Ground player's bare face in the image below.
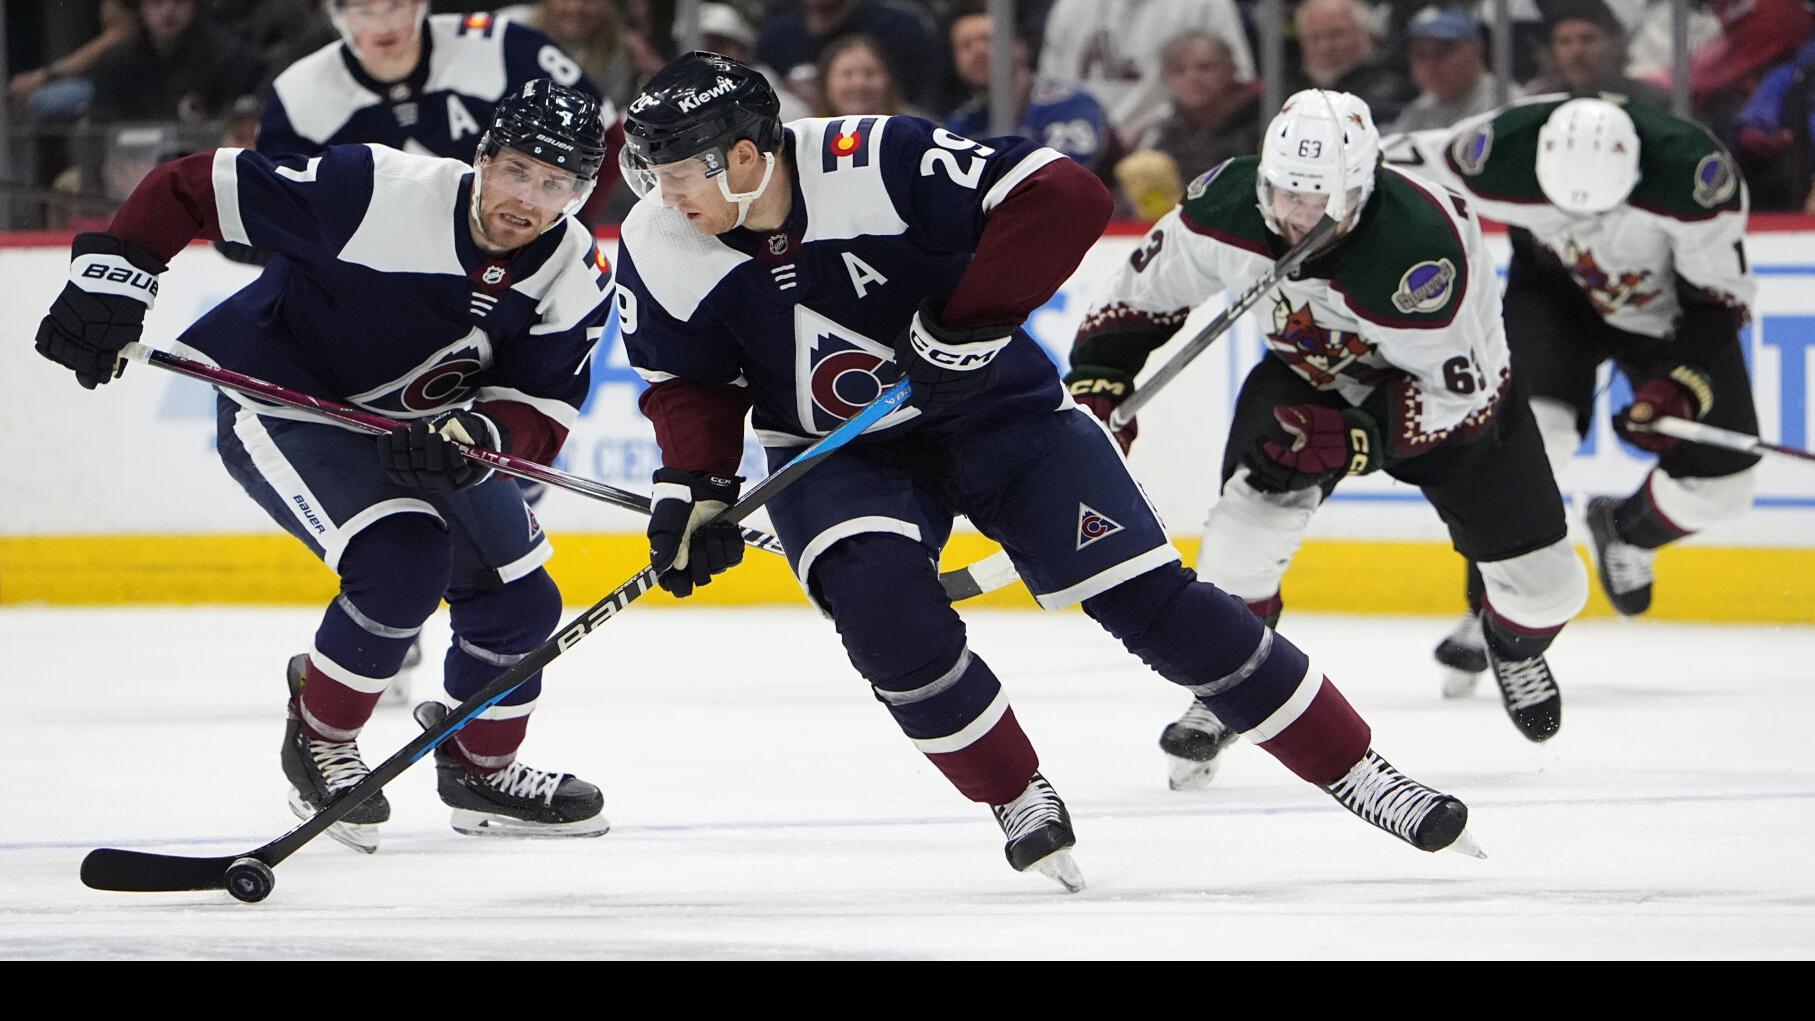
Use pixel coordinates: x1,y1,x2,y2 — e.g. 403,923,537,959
649,158,737,234
472,151,586,252
339,0,425,69
1271,188,1330,245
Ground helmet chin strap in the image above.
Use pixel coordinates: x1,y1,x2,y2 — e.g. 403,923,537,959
717,151,777,229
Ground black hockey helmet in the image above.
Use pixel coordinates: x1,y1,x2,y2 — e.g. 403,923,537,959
479,78,609,182
620,51,783,182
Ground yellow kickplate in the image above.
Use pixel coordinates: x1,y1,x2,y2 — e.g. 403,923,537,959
1,533,1809,622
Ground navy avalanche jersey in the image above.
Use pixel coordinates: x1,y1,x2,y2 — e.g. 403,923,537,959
615,115,1067,446
177,144,610,434
259,12,600,162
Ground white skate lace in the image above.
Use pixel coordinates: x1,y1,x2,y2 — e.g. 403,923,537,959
1175,701,1230,737
485,761,566,805
1496,655,1558,712
993,775,1064,843
1601,537,1656,595
1325,752,1444,843
308,739,371,793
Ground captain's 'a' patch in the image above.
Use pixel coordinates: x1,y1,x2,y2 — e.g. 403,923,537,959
1076,503,1125,550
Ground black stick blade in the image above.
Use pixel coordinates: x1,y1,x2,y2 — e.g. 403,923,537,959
81,848,236,892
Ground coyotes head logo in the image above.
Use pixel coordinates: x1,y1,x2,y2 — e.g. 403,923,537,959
1558,242,1657,316
1265,298,1381,387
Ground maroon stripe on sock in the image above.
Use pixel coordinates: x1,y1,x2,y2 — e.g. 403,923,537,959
923,707,1040,805
1642,472,1693,537
1255,678,1371,786
298,659,383,741
1480,598,1566,637
453,715,531,769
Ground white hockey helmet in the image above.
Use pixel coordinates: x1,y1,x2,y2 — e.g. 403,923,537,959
1256,89,1380,238
1535,97,1640,215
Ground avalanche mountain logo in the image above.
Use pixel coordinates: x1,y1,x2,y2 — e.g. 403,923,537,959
1076,503,1124,550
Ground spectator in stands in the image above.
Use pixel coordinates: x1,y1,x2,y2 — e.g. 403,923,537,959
758,1,944,111
689,2,812,122
1039,0,1254,149
946,4,1109,169
1525,0,1669,108
88,0,266,123
814,33,920,117
1288,0,1415,127
8,0,137,123
1114,29,1261,219
499,0,638,108
1732,26,1815,211
1391,5,1515,133
1685,0,1812,136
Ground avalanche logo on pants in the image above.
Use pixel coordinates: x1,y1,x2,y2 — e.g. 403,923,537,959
1076,503,1124,550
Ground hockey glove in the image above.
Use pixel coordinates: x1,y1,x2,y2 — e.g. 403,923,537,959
1243,403,1382,493
35,232,167,389
378,409,505,492
1064,364,1139,454
1615,364,1715,453
893,299,1013,417
648,468,745,598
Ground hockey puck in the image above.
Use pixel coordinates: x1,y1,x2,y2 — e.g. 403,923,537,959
225,857,276,903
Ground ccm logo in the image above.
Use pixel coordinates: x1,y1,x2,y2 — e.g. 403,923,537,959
1346,428,1372,475
82,264,158,296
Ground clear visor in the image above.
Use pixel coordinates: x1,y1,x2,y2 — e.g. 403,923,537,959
619,146,727,200
481,150,594,217
1258,180,1362,239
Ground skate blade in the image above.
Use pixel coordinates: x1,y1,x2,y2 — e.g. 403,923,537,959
288,789,379,854
1445,828,1487,860
449,808,612,839
1439,666,1482,699
1027,849,1086,893
1166,754,1221,791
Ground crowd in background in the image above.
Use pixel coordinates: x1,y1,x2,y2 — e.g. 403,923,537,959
11,0,1815,227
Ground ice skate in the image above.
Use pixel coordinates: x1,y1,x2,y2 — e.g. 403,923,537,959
1159,700,1240,790
282,654,389,854
378,638,421,708
991,772,1084,892
1433,611,1488,699
413,701,609,837
1322,750,1483,857
1587,496,1656,616
1485,643,1562,742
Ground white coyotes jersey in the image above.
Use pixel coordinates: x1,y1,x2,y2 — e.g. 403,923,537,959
1383,95,1755,339
1079,157,1508,456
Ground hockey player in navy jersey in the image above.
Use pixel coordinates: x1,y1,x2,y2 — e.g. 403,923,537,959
33,80,614,851
613,53,1482,890
259,1,622,195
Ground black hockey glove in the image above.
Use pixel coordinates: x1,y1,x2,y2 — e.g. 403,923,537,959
647,468,745,598
1064,364,1138,454
893,299,1013,417
35,232,167,389
378,409,505,492
1243,403,1382,493
1615,364,1715,453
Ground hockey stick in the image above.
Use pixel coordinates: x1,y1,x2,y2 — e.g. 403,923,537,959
1110,91,1354,432
120,342,1015,601
1639,414,1815,465
79,379,914,900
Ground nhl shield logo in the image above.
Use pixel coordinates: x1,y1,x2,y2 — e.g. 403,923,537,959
481,265,506,285
1076,503,1124,550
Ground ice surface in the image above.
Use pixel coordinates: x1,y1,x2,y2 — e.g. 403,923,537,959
2,606,1811,959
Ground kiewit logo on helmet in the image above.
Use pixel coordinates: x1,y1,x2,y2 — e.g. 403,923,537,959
676,76,738,113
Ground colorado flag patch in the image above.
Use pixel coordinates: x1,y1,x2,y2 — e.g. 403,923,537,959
1076,503,1124,550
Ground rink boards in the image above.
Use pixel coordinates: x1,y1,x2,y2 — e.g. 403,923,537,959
2,225,1813,620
